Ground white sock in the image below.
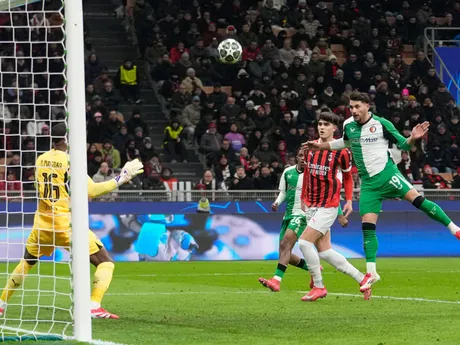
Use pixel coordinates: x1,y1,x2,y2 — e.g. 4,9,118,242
319,249,364,283
366,262,377,275
0,299,5,309
447,222,459,235
273,276,282,282
90,301,101,309
298,239,324,288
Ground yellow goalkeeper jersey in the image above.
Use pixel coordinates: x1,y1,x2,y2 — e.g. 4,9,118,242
35,149,70,216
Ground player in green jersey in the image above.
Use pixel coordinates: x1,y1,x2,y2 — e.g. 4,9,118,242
305,91,460,282
258,149,309,291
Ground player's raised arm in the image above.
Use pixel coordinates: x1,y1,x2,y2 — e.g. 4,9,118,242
87,159,144,198
380,118,428,150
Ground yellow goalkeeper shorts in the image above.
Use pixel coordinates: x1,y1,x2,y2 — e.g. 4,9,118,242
26,214,103,258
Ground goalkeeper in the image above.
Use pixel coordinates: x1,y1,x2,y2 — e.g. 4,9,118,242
0,123,143,319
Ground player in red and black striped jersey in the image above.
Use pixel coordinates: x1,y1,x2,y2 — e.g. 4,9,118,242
298,112,376,302
302,141,352,209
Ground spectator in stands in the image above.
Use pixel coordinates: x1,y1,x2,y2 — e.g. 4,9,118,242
21,139,35,166
101,140,121,170
221,97,241,121
163,118,187,163
253,138,279,164
124,139,141,164
236,111,256,137
398,150,421,182
94,68,113,94
432,83,455,107
36,125,50,154
181,68,203,93
160,167,178,190
426,140,455,173
143,170,167,192
92,162,117,201
85,53,102,83
112,124,132,154
214,154,235,187
115,59,141,104
106,110,124,139
422,164,451,189
224,123,246,152
195,170,226,191
140,137,156,162
248,54,273,84
87,112,107,144
171,84,192,114
100,81,120,111
181,95,201,144
88,150,102,177
199,123,222,162
254,164,278,190
133,127,146,150
126,109,149,137
229,166,253,190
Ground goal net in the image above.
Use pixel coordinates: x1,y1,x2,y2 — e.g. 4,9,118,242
0,0,74,341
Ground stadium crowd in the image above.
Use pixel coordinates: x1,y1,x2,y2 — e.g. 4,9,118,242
2,0,460,196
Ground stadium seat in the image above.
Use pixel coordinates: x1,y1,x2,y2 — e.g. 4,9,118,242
436,17,447,25
331,44,345,52
202,86,232,95
438,173,453,181
271,26,296,37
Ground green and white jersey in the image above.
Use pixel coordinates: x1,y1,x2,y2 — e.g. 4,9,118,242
278,165,304,220
342,114,411,180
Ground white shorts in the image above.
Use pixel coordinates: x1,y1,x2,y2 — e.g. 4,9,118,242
305,207,338,235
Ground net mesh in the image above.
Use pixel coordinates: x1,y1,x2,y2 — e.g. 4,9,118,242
0,0,72,340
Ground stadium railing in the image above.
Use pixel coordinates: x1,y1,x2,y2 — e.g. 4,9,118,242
2,189,460,202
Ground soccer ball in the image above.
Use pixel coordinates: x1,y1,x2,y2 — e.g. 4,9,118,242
218,38,243,64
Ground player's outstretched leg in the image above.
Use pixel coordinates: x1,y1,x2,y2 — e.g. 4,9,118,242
0,258,35,316
298,226,327,302
411,194,460,238
90,248,118,319
259,221,307,292
316,233,376,300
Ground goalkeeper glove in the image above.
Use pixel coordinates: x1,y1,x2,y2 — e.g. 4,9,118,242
115,159,144,186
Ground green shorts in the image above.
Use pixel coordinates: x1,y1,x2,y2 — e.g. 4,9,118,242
359,168,413,216
279,215,306,241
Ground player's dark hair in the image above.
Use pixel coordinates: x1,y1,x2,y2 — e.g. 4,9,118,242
349,91,370,104
51,122,67,144
318,112,340,126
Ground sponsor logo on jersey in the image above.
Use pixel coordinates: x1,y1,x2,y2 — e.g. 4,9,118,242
350,137,378,143
369,126,376,133
307,161,331,176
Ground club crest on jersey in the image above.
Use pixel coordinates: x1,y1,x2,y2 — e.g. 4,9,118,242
328,153,333,161
369,126,376,133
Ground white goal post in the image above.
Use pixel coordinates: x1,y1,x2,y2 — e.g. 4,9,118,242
0,0,91,341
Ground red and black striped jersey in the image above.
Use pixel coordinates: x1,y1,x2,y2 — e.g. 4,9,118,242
301,145,352,208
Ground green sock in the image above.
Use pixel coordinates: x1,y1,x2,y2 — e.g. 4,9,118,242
294,258,309,271
274,263,287,281
419,199,452,227
362,223,378,263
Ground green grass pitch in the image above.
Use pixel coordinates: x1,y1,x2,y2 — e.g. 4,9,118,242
0,258,459,345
